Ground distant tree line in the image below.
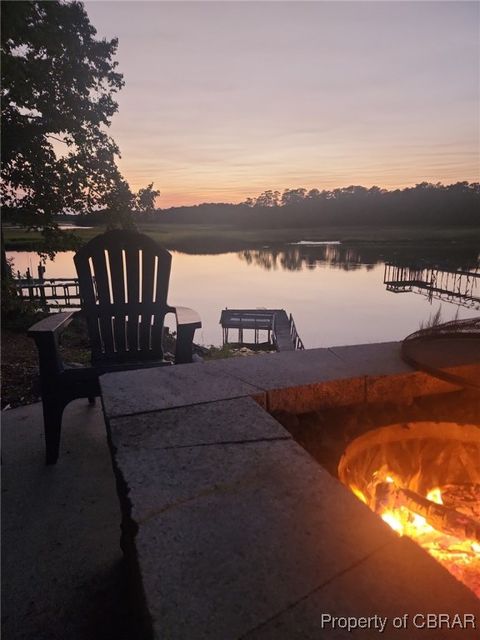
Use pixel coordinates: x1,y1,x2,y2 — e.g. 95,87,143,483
74,181,479,229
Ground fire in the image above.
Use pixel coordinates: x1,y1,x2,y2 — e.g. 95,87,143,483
426,487,443,504
366,474,479,597
381,510,404,534
337,422,480,598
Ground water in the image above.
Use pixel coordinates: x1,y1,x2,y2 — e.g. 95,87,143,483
7,243,479,347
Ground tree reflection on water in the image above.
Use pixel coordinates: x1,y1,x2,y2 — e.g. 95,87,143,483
237,242,480,273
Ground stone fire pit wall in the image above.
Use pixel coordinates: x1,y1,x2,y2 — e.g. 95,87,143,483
100,341,480,640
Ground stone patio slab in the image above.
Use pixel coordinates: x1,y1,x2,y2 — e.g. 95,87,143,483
330,342,463,402
108,398,292,523
125,438,399,639
100,363,266,418
204,347,359,390
109,397,288,450
246,537,480,639
329,341,413,376
204,348,366,411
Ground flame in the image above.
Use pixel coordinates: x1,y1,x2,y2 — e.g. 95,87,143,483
426,487,443,504
381,510,404,534
351,486,367,504
338,422,480,598
360,474,480,598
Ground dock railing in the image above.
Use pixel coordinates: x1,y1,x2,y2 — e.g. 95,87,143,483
220,308,304,351
288,313,305,350
383,262,479,309
14,265,81,309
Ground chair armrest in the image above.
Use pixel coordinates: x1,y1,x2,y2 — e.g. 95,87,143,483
168,306,201,364
172,306,202,329
28,311,74,376
28,311,75,336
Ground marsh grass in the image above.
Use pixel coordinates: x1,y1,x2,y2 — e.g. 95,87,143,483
5,223,480,253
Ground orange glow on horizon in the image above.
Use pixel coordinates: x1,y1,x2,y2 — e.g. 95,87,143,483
125,173,480,210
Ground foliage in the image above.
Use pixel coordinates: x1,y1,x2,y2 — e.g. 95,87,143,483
1,1,129,231
156,181,480,229
250,190,280,208
136,183,161,213
281,188,307,206
1,279,48,332
419,306,443,330
202,344,238,359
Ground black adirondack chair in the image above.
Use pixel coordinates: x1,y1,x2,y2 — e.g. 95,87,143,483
28,229,201,465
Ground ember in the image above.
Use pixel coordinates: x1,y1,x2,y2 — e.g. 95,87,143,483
338,422,480,598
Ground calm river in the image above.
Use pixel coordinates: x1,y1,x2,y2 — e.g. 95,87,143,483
7,242,479,348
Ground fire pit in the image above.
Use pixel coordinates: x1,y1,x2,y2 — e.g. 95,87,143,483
338,421,480,598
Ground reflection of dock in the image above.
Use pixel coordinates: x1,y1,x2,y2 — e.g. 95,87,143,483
220,309,304,351
384,263,480,309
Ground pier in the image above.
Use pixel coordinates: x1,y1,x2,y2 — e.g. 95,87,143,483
383,263,480,310
220,308,304,351
13,265,81,309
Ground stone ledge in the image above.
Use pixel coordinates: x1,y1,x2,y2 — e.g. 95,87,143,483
129,437,399,640
102,342,473,420
329,341,412,376
108,398,292,524
100,341,479,639
101,363,266,418
109,397,288,450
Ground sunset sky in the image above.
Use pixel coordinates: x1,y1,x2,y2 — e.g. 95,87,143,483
85,1,479,208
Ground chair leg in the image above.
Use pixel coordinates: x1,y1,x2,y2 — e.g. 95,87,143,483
175,324,196,364
42,398,66,465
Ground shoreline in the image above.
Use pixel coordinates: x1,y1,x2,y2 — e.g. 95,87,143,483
4,223,480,253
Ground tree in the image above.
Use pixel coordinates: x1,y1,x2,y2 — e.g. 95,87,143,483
254,190,280,207
306,188,321,200
136,183,160,213
281,188,306,207
1,0,129,259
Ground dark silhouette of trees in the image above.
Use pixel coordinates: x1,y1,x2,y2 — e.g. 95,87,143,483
281,188,307,207
0,0,142,269
148,182,479,230
136,183,161,214
246,190,280,208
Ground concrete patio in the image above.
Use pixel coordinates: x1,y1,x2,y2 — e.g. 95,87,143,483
1,399,137,640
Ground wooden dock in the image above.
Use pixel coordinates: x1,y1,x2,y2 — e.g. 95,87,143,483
220,308,304,351
384,263,479,309
13,274,81,308
11,262,81,309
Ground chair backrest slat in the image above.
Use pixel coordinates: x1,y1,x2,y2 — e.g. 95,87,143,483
125,247,141,352
74,230,172,365
154,253,171,307
74,254,103,359
139,250,155,352
107,245,127,353
88,245,116,355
